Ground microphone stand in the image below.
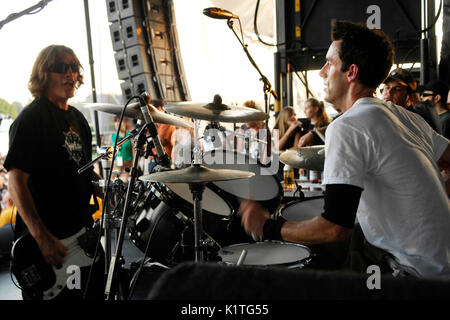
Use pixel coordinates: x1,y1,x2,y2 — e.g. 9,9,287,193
226,19,277,135
104,94,171,300
78,131,139,279
104,124,149,300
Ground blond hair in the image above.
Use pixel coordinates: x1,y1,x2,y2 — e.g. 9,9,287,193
28,45,83,98
273,106,295,138
306,98,331,128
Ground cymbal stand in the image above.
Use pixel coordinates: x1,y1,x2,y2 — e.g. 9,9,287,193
190,119,208,262
189,182,206,262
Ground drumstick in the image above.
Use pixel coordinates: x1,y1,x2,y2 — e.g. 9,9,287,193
236,249,247,266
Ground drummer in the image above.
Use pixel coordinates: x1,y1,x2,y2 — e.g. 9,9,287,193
239,20,450,279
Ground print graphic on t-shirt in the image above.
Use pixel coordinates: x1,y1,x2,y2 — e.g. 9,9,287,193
62,130,84,165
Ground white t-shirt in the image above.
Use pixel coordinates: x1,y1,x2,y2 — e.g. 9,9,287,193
323,97,450,279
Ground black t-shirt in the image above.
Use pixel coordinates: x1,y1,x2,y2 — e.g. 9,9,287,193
4,97,94,238
283,125,302,150
298,118,324,145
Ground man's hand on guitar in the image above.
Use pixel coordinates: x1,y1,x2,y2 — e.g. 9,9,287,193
36,231,68,266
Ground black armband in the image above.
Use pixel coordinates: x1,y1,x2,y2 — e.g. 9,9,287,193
263,218,287,241
321,184,362,228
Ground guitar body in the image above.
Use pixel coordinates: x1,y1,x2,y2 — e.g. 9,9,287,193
11,228,96,300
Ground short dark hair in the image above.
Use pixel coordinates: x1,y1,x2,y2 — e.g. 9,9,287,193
423,79,449,106
385,68,418,93
331,20,394,88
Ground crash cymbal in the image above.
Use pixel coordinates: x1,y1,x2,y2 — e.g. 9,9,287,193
164,95,269,123
139,165,255,184
280,145,325,171
82,102,194,128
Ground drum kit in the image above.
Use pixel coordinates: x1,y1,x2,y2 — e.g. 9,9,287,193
84,93,325,298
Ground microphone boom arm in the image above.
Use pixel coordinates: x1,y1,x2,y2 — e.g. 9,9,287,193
226,19,277,102
226,19,276,142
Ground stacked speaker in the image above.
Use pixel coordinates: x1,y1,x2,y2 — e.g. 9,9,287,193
106,0,191,103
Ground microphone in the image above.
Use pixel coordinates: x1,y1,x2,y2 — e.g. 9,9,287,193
203,7,238,20
138,92,171,168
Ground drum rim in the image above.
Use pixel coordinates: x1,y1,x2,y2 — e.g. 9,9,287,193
218,241,312,267
279,196,325,220
282,195,324,208
219,240,311,254
203,149,273,168
203,149,283,201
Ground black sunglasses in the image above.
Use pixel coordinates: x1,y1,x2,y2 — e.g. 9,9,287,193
48,62,79,74
420,92,436,97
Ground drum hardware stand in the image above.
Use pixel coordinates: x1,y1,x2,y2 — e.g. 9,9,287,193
188,181,207,262
177,214,221,262
105,93,171,300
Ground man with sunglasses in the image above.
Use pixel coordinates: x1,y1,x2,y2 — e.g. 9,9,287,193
381,68,442,133
4,45,104,300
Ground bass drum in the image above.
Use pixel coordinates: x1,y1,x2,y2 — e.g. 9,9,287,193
128,182,252,266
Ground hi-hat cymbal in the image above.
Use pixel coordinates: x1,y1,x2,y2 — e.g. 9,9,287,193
139,165,255,184
82,102,194,128
164,95,269,123
280,145,325,171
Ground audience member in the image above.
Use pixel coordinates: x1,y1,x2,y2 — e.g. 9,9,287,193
382,68,442,133
111,116,134,179
421,79,450,139
273,106,302,151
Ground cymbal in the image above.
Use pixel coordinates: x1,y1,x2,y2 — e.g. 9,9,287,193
82,102,194,128
139,165,255,184
280,145,325,171
164,95,269,123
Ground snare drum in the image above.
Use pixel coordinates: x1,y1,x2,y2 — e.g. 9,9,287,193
218,241,312,268
280,196,324,221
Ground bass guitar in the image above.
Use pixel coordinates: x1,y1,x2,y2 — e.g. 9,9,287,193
10,227,99,300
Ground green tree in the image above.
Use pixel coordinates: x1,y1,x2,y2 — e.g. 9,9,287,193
0,98,19,119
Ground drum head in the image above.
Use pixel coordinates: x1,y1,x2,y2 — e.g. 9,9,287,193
281,197,324,221
218,242,310,266
203,150,281,201
165,183,233,216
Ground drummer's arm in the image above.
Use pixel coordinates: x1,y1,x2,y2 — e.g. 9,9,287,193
240,184,360,244
281,216,351,245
